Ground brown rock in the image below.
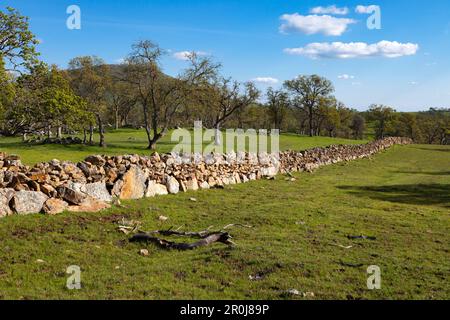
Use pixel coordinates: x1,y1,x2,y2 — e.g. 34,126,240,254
57,185,87,205
85,155,106,166
185,178,199,191
67,197,111,213
40,184,57,197
119,166,146,199
43,198,69,215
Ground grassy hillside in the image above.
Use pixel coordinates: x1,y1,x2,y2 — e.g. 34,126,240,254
0,144,448,300
0,129,368,165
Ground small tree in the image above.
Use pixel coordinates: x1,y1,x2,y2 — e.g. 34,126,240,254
266,87,289,130
368,104,396,139
350,114,366,140
68,56,109,147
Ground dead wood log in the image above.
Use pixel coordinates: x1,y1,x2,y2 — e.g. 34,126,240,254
129,232,233,250
128,224,251,250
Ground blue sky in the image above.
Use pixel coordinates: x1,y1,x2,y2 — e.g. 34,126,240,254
3,0,450,111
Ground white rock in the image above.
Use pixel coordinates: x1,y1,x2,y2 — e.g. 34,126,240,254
166,176,180,194
146,180,169,197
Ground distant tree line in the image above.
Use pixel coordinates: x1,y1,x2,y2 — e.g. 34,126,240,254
0,7,449,148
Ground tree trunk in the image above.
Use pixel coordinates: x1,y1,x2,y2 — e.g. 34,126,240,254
47,125,52,139
22,133,27,142
308,106,314,137
96,114,106,147
83,129,87,144
89,124,94,145
57,126,62,138
115,107,120,130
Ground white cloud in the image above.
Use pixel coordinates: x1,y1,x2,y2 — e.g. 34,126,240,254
251,77,279,84
279,13,356,36
310,5,349,15
409,81,419,85
338,74,355,80
355,5,379,14
284,41,419,59
173,51,208,61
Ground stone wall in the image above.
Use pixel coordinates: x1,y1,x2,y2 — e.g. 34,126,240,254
0,137,412,217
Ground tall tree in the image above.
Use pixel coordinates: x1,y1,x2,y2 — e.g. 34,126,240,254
123,41,220,149
207,78,260,145
284,75,334,137
0,7,39,71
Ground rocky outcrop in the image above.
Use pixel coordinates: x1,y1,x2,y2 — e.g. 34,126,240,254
0,137,413,217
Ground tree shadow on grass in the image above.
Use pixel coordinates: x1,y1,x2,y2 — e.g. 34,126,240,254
413,147,450,153
394,171,450,176
338,184,450,208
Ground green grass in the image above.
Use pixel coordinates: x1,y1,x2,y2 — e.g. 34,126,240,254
0,129,368,165
0,144,448,300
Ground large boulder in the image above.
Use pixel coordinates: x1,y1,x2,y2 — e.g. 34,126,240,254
43,198,69,215
12,191,48,215
0,188,15,217
145,180,169,197
119,166,146,199
166,176,180,194
84,182,112,202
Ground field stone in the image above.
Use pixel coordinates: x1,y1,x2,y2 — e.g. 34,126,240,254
199,181,210,190
185,178,199,191
111,179,124,197
0,188,15,217
145,180,168,197
12,190,48,215
43,198,69,215
166,176,180,194
84,182,112,202
119,166,146,200
260,166,278,177
57,184,87,205
67,197,111,213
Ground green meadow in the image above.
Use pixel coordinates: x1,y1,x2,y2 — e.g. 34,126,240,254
0,134,448,299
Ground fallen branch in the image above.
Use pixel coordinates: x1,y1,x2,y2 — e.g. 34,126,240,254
130,232,234,250
128,224,251,250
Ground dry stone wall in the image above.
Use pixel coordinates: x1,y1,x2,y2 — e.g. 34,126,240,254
0,137,412,217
